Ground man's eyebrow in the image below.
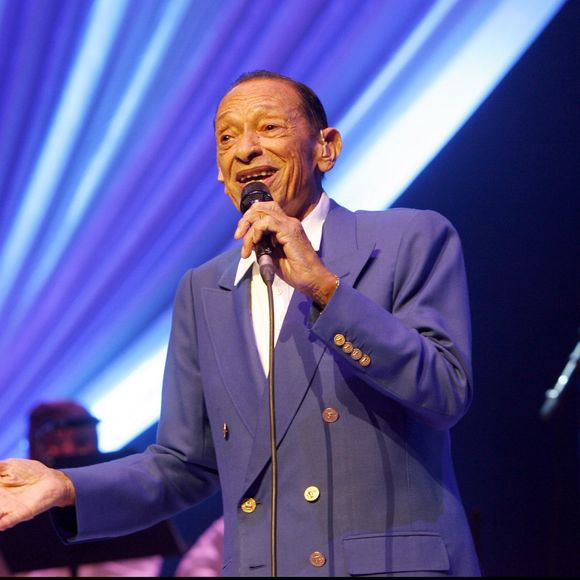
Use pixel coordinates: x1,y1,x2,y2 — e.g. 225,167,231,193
215,105,289,125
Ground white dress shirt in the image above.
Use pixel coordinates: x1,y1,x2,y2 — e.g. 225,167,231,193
234,192,330,376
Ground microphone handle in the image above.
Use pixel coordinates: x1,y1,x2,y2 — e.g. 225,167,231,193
256,237,275,284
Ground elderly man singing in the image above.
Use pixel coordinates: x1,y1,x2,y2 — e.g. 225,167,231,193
0,70,481,577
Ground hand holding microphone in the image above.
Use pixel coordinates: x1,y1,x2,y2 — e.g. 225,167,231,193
236,182,339,304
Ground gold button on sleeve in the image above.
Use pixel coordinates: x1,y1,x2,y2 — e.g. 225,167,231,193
350,348,363,361
333,333,346,346
342,341,354,354
359,354,372,367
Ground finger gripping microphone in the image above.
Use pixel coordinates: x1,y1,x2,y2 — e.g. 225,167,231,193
240,181,275,284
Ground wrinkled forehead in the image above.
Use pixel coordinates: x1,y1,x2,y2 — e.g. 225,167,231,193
215,78,306,125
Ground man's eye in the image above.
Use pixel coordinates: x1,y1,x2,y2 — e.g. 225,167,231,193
264,124,277,131
220,134,232,143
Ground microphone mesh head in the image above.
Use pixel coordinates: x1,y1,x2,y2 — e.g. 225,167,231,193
240,181,273,213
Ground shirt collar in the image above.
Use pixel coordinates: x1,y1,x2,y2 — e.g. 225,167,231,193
234,191,331,285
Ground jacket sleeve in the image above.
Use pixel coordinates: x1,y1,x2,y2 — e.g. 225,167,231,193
54,270,220,542
311,209,473,429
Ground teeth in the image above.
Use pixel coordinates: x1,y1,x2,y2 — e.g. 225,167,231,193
240,171,275,183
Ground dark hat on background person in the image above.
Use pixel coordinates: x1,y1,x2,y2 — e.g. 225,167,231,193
28,400,100,442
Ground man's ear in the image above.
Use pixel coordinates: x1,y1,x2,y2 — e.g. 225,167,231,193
317,127,342,174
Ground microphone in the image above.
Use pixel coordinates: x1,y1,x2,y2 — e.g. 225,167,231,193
539,332,580,420
240,181,275,284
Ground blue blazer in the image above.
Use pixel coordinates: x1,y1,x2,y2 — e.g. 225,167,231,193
62,201,481,576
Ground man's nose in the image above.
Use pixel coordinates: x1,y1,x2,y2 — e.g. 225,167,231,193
235,130,262,163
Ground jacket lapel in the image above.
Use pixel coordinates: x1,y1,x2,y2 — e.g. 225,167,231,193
202,258,267,437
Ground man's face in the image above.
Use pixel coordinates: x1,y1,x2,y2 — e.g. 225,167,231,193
215,78,323,220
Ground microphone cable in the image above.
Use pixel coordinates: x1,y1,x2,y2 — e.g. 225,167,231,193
265,277,278,577
239,181,278,575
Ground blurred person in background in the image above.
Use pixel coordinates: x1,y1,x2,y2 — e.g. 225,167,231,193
175,515,224,577
0,401,163,577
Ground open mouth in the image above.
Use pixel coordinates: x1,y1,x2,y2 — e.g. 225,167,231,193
236,166,277,184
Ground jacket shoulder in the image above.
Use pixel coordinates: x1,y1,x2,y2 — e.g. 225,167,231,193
178,245,240,290
355,206,453,227
353,206,459,244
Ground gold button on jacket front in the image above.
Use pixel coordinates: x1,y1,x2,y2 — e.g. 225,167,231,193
240,498,257,513
304,485,320,502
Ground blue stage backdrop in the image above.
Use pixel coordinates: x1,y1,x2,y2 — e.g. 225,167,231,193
0,0,567,457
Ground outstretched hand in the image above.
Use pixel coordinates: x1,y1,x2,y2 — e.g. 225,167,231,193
0,459,75,531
